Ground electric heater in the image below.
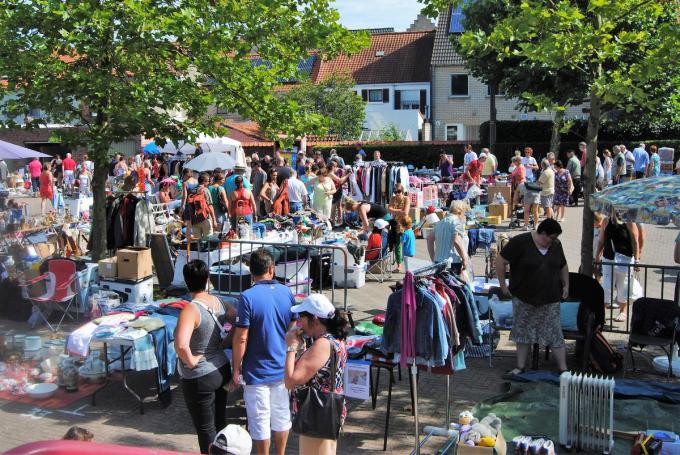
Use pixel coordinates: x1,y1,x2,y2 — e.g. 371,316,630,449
559,371,615,454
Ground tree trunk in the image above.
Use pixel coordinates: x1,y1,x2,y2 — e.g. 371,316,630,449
489,83,497,153
549,110,564,155
90,143,110,261
580,90,601,276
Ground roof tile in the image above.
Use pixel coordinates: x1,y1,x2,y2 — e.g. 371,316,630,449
431,7,466,66
314,31,435,85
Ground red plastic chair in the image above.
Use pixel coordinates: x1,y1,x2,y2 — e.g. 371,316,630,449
22,259,78,332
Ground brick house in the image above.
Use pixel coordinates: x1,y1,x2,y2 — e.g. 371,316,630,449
430,6,588,141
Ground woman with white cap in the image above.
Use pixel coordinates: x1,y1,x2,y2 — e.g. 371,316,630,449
285,294,349,455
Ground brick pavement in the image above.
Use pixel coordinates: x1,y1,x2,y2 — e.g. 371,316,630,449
0,203,678,453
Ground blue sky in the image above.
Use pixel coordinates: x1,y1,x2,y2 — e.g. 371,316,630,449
334,0,428,31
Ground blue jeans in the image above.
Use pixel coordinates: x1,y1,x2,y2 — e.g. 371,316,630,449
31,176,40,192
290,202,304,213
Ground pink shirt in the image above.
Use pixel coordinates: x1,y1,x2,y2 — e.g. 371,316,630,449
28,160,42,178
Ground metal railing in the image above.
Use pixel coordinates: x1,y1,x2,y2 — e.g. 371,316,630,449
174,237,352,311
596,260,680,334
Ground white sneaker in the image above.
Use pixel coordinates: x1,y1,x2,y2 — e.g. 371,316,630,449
524,225,530,231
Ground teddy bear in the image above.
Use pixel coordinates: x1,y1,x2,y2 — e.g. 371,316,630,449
450,410,475,434
461,413,502,447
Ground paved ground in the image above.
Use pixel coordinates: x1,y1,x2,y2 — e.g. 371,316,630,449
0,203,678,453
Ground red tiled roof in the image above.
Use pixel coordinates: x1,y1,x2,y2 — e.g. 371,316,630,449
314,31,435,85
221,121,275,146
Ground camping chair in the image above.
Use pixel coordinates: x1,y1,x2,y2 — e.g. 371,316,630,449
626,297,680,381
22,258,78,332
366,231,391,283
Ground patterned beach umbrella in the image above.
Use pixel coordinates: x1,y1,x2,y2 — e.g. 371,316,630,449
590,175,680,227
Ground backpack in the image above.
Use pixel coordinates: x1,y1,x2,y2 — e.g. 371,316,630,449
589,331,623,374
187,187,211,224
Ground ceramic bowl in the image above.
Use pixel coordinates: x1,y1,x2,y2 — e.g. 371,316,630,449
26,383,58,400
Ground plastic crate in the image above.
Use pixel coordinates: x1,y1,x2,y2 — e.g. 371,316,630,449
409,191,423,208
423,185,437,201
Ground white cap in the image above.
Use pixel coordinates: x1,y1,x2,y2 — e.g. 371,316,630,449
479,153,487,159
212,425,252,455
374,218,389,230
425,213,440,225
291,293,336,319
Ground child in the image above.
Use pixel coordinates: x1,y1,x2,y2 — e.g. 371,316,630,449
366,219,388,261
400,215,416,260
62,426,94,442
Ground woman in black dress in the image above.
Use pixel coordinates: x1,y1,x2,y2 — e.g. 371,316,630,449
344,197,388,233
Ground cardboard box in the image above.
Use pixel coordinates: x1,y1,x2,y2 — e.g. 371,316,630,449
488,203,509,220
457,431,506,455
483,215,503,225
116,247,153,280
487,185,512,205
98,257,118,279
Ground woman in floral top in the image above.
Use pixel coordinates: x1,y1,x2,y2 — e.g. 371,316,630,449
285,294,349,455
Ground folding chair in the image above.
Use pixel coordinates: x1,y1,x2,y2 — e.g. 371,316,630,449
366,231,391,283
22,259,78,332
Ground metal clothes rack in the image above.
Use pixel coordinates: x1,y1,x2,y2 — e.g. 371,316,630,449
406,259,454,455
108,190,155,249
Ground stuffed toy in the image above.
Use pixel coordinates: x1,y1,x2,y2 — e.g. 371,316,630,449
464,413,503,446
450,411,475,433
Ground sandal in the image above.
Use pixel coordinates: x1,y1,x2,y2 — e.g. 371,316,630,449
502,367,525,380
614,313,627,322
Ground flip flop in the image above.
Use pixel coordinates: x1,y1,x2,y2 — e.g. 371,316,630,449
614,313,627,322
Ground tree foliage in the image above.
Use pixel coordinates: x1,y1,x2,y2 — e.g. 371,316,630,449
379,123,403,142
0,0,364,259
422,0,680,273
284,75,366,140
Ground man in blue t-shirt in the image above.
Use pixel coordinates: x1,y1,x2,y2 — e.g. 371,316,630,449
223,165,252,197
230,249,296,455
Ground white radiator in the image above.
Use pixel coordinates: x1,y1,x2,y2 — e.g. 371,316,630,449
559,371,615,454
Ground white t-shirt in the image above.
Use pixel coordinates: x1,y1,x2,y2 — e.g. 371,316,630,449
287,177,308,203
463,151,478,167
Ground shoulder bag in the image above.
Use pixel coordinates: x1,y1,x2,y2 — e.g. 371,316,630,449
192,298,234,349
291,340,344,440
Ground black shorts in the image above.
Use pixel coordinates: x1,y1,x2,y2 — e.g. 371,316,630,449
332,189,343,204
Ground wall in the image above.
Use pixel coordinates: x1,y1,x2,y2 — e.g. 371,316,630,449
355,82,429,140
431,65,588,141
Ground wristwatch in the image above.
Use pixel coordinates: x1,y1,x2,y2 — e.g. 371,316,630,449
286,346,299,353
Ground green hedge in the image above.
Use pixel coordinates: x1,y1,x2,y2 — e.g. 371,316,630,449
480,120,680,145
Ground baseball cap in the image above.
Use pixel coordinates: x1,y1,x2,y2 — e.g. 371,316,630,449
211,425,252,455
426,206,436,214
374,218,389,230
291,293,336,319
479,153,487,159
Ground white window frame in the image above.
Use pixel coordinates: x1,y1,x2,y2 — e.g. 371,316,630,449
445,123,465,141
399,89,421,110
367,89,384,103
449,73,469,97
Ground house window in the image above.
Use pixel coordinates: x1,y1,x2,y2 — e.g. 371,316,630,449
368,89,384,102
449,74,469,96
399,90,420,110
445,124,465,141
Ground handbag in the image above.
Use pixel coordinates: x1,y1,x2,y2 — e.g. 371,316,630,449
524,181,541,192
291,341,344,440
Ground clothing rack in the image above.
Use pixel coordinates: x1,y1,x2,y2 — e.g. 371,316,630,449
107,190,154,248
406,259,453,455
